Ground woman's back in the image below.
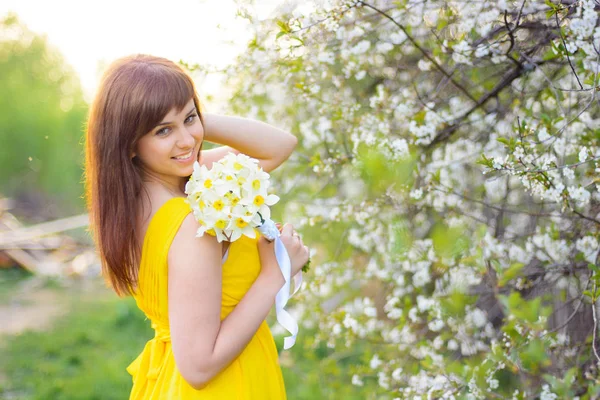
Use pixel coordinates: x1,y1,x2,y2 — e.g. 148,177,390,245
127,196,286,399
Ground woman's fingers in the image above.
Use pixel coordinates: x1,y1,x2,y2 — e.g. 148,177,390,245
282,223,294,236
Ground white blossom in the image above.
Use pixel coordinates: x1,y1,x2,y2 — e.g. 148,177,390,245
540,384,558,400
417,59,432,71
578,146,588,162
352,374,364,387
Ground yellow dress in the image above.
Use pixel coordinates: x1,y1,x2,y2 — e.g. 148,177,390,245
126,197,287,399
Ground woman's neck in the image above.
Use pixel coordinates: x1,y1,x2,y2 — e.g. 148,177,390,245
142,175,186,197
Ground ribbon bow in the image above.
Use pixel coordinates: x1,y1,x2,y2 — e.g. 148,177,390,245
257,218,302,349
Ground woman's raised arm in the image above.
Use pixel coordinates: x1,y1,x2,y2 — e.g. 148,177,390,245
199,113,297,173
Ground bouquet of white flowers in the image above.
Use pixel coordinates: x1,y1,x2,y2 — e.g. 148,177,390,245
184,152,280,242
184,152,302,349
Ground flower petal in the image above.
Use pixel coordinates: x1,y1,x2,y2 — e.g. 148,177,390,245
265,194,280,205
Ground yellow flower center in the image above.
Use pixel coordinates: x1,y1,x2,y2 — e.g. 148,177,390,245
252,179,261,191
231,197,240,206
206,228,216,236
204,179,213,189
198,200,205,210
225,175,234,181
234,162,244,171
215,219,227,230
253,195,264,207
213,199,225,211
237,177,246,186
235,218,248,228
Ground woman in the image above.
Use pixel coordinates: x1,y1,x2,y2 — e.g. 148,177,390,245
85,54,309,399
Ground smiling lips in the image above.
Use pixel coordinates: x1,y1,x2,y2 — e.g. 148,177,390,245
172,150,193,161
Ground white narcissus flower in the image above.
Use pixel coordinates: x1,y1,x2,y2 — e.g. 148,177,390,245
230,204,258,239
221,152,258,174
186,162,216,195
240,193,280,221
213,176,238,198
192,209,210,237
242,168,271,195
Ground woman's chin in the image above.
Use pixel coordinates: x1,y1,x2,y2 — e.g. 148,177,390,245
179,166,194,177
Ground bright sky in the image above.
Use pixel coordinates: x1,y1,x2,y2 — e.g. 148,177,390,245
0,0,282,110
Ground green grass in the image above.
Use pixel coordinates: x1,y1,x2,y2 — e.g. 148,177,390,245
0,296,152,400
0,267,31,303
0,280,371,400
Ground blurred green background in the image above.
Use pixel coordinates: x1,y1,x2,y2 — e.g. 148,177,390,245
0,14,88,221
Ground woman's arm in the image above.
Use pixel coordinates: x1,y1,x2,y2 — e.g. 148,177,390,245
167,213,284,390
200,113,298,173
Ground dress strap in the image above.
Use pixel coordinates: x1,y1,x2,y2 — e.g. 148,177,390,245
145,197,193,254
150,197,192,238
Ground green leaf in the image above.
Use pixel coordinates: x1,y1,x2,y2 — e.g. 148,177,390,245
431,223,470,259
302,257,311,273
542,47,560,61
276,19,291,33
499,263,525,287
476,154,492,168
504,292,541,323
441,291,471,317
436,18,448,31
544,0,558,10
413,109,426,124
520,338,550,372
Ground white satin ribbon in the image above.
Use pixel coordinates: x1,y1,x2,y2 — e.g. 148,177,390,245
258,219,302,349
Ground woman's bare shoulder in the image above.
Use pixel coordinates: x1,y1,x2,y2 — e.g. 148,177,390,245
169,214,221,265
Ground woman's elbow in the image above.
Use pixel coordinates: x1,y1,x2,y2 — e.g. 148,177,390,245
179,364,215,390
280,134,298,161
288,134,298,152
189,378,210,391
182,375,211,390
262,134,297,172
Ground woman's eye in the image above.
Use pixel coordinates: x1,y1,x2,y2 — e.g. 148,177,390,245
155,114,196,136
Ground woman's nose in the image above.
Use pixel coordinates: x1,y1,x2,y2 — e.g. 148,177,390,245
176,128,195,148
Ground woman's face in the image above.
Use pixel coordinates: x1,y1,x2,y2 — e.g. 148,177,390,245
134,98,204,186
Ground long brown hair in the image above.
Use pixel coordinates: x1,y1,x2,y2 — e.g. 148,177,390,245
85,54,204,296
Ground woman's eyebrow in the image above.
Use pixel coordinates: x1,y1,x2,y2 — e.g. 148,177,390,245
156,107,197,127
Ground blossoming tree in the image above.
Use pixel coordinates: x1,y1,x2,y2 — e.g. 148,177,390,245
192,0,600,398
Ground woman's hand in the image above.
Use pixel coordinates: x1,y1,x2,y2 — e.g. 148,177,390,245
257,223,309,286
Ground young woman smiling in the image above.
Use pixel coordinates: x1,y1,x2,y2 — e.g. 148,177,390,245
85,54,309,399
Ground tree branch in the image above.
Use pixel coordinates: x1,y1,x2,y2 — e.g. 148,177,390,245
357,0,478,104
